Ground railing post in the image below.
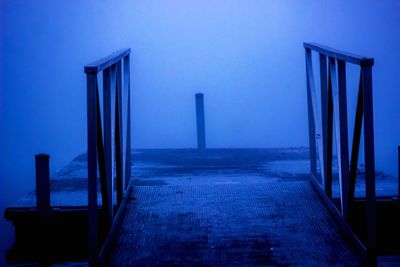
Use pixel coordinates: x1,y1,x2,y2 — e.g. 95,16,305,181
87,73,98,267
115,61,124,205
123,54,131,189
326,62,334,198
35,154,50,216
103,66,115,228
337,59,350,220
305,49,317,177
361,65,377,266
319,54,332,196
195,93,206,152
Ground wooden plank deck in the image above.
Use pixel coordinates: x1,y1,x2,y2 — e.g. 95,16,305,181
4,148,399,265
104,149,364,266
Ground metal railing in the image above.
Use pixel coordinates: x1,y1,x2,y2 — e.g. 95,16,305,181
84,49,132,266
304,42,376,264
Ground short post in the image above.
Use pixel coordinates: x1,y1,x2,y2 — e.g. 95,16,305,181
35,154,50,216
195,93,206,151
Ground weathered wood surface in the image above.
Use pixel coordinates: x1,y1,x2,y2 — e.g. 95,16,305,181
107,148,364,266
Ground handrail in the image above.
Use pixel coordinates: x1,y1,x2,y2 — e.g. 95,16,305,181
84,48,131,74
85,49,131,266
304,43,376,265
304,42,374,67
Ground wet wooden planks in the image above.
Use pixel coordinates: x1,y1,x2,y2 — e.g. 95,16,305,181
106,150,363,266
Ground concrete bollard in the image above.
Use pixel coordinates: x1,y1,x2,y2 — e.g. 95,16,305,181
35,154,50,216
195,93,206,151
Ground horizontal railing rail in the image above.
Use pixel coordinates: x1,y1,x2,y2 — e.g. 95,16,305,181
85,49,132,266
304,42,376,265
85,49,131,74
304,42,374,66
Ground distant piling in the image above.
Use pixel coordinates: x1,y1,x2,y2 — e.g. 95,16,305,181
195,93,206,151
35,153,50,216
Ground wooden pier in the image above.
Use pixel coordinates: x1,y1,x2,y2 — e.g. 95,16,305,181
4,44,400,266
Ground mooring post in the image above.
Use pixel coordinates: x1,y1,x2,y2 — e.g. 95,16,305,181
195,93,206,151
35,154,50,216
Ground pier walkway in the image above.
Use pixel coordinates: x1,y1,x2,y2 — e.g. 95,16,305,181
79,43,397,266
105,149,362,266
4,42,400,266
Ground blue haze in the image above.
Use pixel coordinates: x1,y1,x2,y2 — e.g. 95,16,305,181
1,0,400,263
